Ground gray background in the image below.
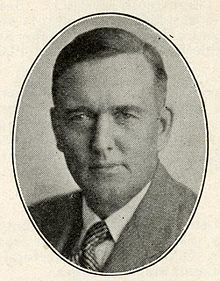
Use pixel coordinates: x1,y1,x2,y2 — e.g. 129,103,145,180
14,15,207,205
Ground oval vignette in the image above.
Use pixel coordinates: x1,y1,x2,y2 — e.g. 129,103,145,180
12,13,208,276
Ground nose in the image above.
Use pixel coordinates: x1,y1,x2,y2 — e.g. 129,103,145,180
91,114,114,156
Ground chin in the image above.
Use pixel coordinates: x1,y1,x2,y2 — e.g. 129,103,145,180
86,179,137,205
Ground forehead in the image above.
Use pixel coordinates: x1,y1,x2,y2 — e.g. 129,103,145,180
55,53,157,110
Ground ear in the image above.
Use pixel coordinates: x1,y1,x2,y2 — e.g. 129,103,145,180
157,106,173,151
50,107,64,152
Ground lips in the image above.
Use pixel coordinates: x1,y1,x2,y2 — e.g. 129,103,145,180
89,163,123,174
90,163,119,168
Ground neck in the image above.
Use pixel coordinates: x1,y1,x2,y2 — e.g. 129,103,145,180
83,194,123,219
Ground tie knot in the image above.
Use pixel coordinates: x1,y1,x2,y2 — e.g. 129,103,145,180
74,221,112,271
81,221,112,249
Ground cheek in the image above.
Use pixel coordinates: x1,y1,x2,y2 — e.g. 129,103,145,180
62,128,89,147
128,137,157,159
125,135,158,177
124,122,159,151
61,130,91,160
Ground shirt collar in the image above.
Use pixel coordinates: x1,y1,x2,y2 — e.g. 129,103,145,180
82,181,151,242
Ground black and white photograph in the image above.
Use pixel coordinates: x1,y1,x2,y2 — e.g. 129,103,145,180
2,1,220,279
13,13,208,275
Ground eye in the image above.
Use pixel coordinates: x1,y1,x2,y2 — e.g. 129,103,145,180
121,112,135,119
68,112,88,121
65,111,95,127
114,110,137,124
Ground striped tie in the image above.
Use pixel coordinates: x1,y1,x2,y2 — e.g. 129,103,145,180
74,221,112,271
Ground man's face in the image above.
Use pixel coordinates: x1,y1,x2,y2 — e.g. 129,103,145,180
52,53,168,215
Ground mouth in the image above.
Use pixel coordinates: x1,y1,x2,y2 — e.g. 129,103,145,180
89,163,123,174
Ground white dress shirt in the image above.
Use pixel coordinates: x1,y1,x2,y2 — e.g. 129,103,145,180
77,182,151,267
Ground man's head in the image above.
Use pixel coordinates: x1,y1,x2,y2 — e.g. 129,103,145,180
51,27,172,218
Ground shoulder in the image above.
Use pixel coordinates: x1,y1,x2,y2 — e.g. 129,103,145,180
28,192,82,246
165,170,197,216
153,163,196,206
170,179,197,231
146,163,197,230
29,191,81,220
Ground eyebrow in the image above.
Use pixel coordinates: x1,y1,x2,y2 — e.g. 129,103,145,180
61,106,93,114
112,105,144,113
57,105,145,115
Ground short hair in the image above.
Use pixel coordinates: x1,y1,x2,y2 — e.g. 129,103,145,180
52,27,167,108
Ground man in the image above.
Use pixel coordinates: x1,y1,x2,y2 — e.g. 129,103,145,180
29,27,196,273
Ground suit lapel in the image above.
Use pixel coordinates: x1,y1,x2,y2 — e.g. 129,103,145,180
104,163,175,272
103,213,148,272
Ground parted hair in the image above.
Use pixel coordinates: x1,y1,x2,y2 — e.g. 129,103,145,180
52,27,168,107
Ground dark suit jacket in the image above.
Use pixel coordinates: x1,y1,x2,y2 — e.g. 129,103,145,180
29,163,196,273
